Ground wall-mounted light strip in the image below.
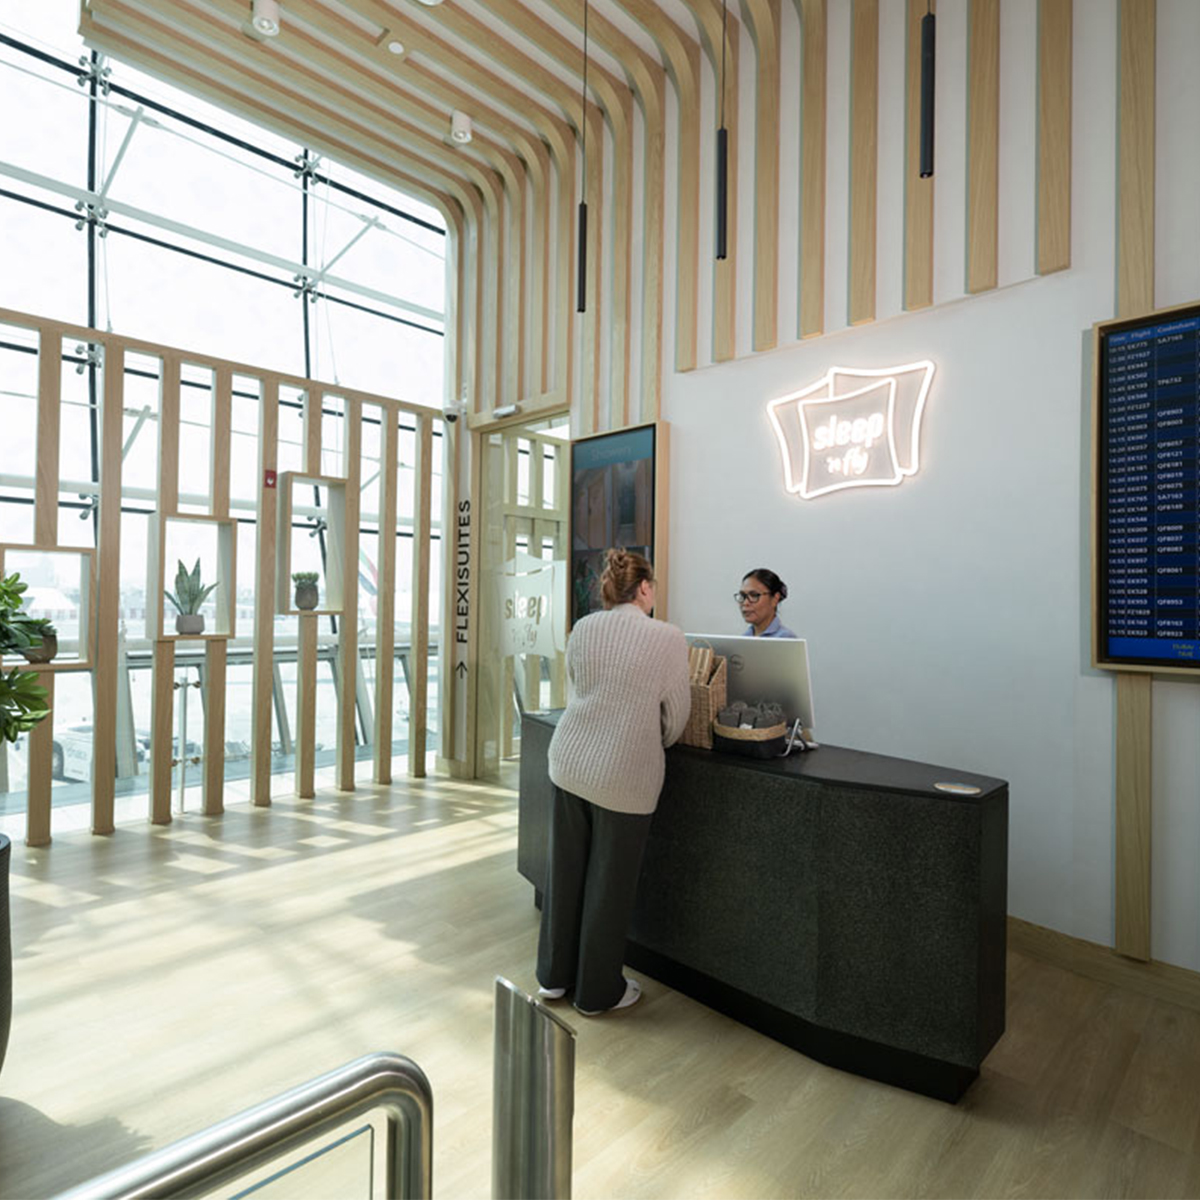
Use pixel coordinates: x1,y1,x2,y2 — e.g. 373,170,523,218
576,0,590,313
919,6,936,178
716,0,728,260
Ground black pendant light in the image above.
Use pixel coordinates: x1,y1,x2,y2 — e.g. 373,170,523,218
919,2,935,178
576,0,589,313
716,0,728,259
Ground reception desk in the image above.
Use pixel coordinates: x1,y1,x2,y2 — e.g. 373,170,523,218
518,713,1008,1102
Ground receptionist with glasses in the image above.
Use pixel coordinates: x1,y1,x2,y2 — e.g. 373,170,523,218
736,568,796,638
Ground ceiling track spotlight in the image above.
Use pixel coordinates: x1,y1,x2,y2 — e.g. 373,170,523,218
251,0,281,36
450,110,473,144
576,0,590,314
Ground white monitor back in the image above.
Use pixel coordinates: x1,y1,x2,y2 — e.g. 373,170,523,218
687,634,816,731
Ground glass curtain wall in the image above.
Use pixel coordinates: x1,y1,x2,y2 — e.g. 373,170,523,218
0,5,445,828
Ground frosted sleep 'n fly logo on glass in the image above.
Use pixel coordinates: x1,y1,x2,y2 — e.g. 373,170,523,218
766,362,935,499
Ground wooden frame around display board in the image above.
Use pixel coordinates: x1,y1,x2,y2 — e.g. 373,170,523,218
567,420,670,626
1091,299,1200,678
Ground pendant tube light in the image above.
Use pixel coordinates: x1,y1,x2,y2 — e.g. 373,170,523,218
576,0,589,313
919,7,936,178
715,0,728,259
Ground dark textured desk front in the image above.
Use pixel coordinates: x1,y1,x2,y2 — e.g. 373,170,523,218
518,712,1008,1102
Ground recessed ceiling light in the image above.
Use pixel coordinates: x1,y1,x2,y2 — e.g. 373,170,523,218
413,0,444,7
387,40,405,55
251,0,281,36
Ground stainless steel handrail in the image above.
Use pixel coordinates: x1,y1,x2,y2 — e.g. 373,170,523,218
55,1052,433,1200
492,976,575,1200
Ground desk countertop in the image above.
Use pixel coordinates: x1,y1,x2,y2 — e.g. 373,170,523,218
523,710,1006,803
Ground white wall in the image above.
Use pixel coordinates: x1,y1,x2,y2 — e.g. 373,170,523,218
662,0,1200,972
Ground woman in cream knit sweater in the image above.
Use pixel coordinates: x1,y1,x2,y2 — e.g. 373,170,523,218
536,548,691,1015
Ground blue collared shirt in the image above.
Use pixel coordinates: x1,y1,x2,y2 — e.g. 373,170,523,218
744,615,797,638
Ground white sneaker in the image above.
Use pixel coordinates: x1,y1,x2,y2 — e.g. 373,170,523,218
576,978,641,1016
537,985,567,1000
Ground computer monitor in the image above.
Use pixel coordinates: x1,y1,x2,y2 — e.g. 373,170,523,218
686,634,816,731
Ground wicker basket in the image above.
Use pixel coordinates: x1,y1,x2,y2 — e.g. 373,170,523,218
680,653,727,749
712,719,788,759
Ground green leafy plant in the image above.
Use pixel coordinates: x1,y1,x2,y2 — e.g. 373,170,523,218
0,572,50,742
0,573,49,654
292,571,319,584
165,559,218,617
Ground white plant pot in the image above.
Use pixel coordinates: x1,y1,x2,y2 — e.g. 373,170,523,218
175,613,205,635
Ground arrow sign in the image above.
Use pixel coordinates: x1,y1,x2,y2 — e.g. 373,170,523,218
455,662,468,678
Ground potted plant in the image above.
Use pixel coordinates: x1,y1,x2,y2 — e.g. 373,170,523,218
165,558,218,635
292,571,320,611
19,619,57,664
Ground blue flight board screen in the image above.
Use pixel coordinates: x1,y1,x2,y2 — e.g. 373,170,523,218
1101,308,1200,666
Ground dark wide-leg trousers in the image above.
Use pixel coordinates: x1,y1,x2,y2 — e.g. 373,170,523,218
536,787,653,1012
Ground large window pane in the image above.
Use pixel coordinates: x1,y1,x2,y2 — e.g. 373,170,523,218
0,196,86,324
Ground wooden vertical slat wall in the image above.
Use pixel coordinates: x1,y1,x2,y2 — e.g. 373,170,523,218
904,0,935,311
550,442,568,708
525,442,546,709
26,326,63,845
744,0,782,352
250,378,280,808
1113,0,1156,963
966,0,999,293
336,398,362,791
149,356,181,826
91,342,124,835
1,308,442,830
295,613,318,798
408,415,433,778
373,413,400,785
204,366,232,816
1036,0,1073,274
799,0,827,340
848,0,879,327
500,437,518,759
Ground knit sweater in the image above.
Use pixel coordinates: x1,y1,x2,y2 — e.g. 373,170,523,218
548,604,692,815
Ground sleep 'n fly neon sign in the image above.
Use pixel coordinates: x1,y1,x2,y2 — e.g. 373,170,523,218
766,361,935,499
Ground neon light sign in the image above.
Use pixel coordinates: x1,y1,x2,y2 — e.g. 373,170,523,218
766,361,935,499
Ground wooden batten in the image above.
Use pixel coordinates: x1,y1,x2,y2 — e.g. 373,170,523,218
1036,0,1072,274
1111,0,1156,964
295,613,318,799
848,0,879,326
966,0,999,294
150,639,176,826
743,0,783,352
373,414,400,785
91,341,125,835
903,0,934,311
336,399,362,791
250,379,281,807
408,416,434,778
800,0,828,340
34,326,62,548
26,671,54,848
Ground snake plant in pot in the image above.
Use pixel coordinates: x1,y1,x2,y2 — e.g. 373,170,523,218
165,558,218,635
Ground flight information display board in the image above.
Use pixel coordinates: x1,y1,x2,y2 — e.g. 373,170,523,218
1099,305,1200,668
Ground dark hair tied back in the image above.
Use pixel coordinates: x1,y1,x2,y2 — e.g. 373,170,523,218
744,567,787,602
601,548,654,608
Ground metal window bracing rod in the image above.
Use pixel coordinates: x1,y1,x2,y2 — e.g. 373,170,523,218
54,1052,433,1200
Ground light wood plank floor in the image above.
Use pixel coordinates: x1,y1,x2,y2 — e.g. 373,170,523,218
1,768,1199,1199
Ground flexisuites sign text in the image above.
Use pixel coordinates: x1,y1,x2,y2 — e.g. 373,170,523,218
766,361,935,499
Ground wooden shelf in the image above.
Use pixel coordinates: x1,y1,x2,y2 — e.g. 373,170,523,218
148,514,238,641
276,471,348,616
0,543,96,672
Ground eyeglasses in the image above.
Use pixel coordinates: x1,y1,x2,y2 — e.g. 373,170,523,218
734,590,769,604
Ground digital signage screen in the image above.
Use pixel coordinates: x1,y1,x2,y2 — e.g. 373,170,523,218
570,424,656,626
1098,304,1200,669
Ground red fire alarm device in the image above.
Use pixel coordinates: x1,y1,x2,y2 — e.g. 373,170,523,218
264,469,277,488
